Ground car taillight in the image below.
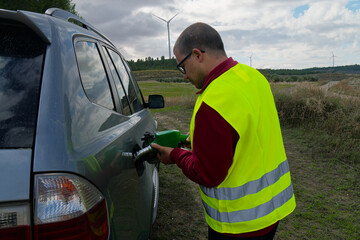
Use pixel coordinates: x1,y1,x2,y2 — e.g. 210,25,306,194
0,204,31,240
34,174,109,240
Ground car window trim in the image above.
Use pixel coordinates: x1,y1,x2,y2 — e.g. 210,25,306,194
100,44,133,115
120,55,146,106
73,37,118,112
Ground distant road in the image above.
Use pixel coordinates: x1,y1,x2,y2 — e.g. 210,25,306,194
320,81,338,94
320,81,359,99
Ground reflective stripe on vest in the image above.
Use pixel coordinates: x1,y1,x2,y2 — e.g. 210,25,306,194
200,160,290,201
202,183,294,223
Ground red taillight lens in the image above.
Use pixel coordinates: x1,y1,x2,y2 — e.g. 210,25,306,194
0,204,31,240
34,174,109,240
34,199,108,240
0,225,31,240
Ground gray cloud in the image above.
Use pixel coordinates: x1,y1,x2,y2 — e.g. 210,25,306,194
72,0,360,69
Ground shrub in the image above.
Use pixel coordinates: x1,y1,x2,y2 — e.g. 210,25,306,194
274,86,360,166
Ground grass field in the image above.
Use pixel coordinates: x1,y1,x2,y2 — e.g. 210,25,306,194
138,75,360,240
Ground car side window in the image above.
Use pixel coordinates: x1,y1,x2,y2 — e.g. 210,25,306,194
107,49,143,113
75,41,115,110
122,57,145,108
102,46,131,115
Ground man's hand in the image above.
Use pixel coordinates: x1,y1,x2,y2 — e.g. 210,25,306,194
151,143,174,164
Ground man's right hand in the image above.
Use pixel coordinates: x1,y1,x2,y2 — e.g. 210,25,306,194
151,143,175,165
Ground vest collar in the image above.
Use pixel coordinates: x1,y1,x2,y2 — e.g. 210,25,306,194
196,57,238,94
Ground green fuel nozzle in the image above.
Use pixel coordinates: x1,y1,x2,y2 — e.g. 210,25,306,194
123,130,189,165
151,130,189,148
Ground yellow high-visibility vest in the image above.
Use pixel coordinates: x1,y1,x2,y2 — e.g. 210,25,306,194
189,63,296,234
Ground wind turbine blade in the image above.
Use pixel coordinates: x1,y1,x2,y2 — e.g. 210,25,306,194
169,13,179,22
152,14,167,22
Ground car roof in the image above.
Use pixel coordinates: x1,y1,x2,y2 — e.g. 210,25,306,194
0,7,115,47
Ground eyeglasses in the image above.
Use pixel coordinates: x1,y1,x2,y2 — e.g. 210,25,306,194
176,50,205,74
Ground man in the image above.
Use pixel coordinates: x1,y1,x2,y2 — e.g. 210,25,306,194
151,22,296,239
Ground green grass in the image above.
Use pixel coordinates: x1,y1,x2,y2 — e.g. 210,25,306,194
138,76,360,240
151,165,207,240
140,81,196,98
134,70,183,82
277,127,359,240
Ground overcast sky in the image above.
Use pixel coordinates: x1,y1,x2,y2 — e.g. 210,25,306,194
72,0,360,69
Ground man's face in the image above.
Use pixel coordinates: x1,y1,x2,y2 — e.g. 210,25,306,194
174,48,205,89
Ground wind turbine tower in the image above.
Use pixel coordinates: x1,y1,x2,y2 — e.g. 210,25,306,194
153,13,179,59
248,54,253,67
331,51,337,67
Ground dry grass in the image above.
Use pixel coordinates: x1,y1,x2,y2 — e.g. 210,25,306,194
330,77,360,97
273,82,360,167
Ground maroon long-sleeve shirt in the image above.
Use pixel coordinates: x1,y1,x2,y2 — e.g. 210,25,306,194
170,57,239,187
169,57,278,237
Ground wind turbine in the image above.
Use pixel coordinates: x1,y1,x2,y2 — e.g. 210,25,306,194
153,13,179,59
248,53,253,67
330,51,337,67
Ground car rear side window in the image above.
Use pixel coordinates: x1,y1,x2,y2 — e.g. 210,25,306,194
122,57,144,109
75,41,115,110
102,46,131,115
0,21,45,148
107,49,144,113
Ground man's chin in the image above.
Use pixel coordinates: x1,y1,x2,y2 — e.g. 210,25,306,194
194,83,203,90
189,79,202,89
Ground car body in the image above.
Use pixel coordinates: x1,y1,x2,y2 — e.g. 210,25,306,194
0,7,163,240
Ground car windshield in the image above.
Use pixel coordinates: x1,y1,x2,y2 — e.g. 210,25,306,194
0,21,45,148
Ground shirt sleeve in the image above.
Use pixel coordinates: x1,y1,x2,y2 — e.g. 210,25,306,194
170,102,239,187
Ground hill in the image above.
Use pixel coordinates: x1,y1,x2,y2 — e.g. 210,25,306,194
127,57,360,75
259,64,360,75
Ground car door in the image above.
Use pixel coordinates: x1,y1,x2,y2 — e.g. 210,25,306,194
74,40,157,239
75,39,156,239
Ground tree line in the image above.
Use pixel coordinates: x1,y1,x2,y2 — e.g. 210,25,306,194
0,0,78,15
259,64,360,75
128,57,360,83
127,56,360,75
127,56,178,71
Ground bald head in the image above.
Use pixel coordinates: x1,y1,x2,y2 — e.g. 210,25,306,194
174,22,227,58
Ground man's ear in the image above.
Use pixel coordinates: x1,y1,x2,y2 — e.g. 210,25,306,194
192,48,204,62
